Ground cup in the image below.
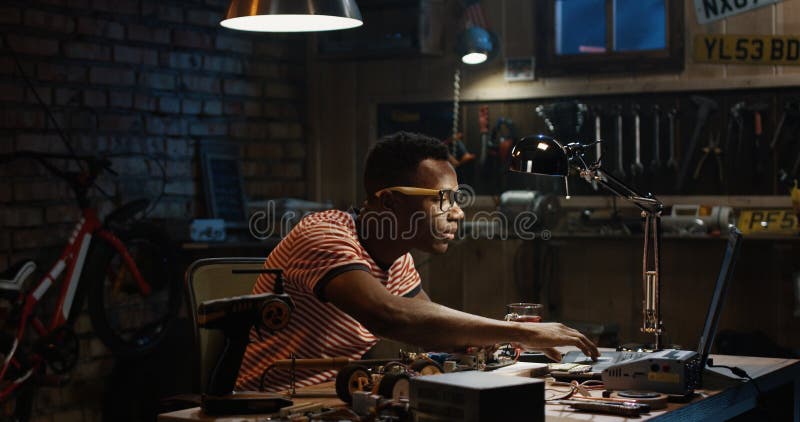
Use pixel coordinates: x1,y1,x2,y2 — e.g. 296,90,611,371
504,303,543,323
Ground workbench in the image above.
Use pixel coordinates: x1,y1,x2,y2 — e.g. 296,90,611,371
157,353,799,421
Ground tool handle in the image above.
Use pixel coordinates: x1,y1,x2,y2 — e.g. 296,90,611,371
770,113,786,150
754,112,762,136
207,327,252,396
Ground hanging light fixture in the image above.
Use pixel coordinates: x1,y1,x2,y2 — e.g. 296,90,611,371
456,26,496,65
221,0,363,32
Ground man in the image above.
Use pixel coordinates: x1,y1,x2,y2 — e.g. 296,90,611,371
236,132,598,392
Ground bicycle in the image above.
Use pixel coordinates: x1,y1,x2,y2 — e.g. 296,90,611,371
0,151,182,420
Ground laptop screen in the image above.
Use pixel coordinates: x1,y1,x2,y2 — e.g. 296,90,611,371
696,226,743,365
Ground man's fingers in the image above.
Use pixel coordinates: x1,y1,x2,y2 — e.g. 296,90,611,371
541,347,562,362
575,334,599,359
567,333,594,360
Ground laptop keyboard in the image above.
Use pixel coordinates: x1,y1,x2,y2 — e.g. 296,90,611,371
560,350,651,372
617,351,646,362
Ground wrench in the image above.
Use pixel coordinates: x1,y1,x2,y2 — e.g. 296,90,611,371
770,100,800,150
666,108,678,171
650,105,661,170
631,105,644,177
676,95,718,191
727,102,745,160
613,105,626,180
594,107,603,164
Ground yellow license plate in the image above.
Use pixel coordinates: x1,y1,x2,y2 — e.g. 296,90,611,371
737,209,799,235
694,35,800,66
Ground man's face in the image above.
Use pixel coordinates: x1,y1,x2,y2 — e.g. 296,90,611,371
393,158,465,254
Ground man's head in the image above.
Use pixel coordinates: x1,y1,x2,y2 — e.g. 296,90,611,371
362,132,465,254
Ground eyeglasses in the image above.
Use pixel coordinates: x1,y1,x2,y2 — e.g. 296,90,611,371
375,186,466,212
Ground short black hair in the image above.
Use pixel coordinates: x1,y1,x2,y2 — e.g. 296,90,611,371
363,131,449,197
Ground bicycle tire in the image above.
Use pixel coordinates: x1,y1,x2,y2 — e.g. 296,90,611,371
85,223,181,359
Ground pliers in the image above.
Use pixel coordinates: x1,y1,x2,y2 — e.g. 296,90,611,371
693,132,723,182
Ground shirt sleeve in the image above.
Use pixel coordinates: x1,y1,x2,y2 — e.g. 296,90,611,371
279,214,371,301
387,253,421,297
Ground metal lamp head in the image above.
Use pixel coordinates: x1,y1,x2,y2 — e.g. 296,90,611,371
456,26,497,65
509,134,570,176
221,0,363,32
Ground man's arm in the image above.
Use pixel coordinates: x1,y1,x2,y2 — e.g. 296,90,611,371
324,270,598,359
413,287,431,301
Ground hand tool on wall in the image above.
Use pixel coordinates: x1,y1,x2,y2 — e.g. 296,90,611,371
631,104,644,178
791,152,800,180
676,95,718,192
769,100,800,150
592,106,603,190
666,108,679,171
769,100,800,184
746,102,769,182
726,102,745,166
693,132,723,183
613,104,626,180
650,105,662,171
478,105,489,166
593,106,603,164
723,101,745,193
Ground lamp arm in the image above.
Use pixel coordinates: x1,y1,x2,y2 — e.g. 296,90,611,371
572,163,663,214
569,156,665,349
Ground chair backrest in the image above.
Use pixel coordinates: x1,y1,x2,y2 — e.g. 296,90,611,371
186,257,265,394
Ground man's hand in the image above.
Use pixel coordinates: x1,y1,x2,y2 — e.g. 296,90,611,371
517,322,599,361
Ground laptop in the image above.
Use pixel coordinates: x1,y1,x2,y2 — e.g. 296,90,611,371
559,226,743,377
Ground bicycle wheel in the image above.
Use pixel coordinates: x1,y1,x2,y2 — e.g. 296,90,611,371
85,223,181,359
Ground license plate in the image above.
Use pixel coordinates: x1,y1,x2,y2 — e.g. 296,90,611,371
737,209,799,235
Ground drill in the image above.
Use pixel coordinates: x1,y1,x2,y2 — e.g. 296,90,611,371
197,268,294,397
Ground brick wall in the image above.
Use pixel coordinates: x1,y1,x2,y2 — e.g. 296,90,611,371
0,0,307,420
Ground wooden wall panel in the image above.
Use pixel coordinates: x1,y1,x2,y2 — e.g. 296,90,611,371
724,5,776,79
778,0,800,76
682,1,725,80
316,62,359,206
500,0,534,58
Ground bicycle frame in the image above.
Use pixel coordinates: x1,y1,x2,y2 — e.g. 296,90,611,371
0,207,151,401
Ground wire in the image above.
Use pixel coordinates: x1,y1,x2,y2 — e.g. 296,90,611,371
707,358,768,419
258,364,276,392
105,153,167,219
706,360,762,397
0,33,84,173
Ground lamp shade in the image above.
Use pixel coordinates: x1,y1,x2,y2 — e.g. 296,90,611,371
509,134,570,176
456,26,496,65
221,0,363,32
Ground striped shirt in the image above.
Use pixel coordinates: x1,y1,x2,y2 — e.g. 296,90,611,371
236,209,421,392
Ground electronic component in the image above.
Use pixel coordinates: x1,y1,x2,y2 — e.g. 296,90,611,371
410,371,544,422
602,349,701,395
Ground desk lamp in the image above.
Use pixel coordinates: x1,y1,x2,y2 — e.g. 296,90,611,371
509,134,666,350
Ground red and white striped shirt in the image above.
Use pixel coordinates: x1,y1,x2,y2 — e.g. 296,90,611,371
236,209,421,392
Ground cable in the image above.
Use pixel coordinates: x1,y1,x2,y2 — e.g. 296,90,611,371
258,364,276,392
105,153,167,219
706,359,762,396
707,358,767,418
0,33,85,173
